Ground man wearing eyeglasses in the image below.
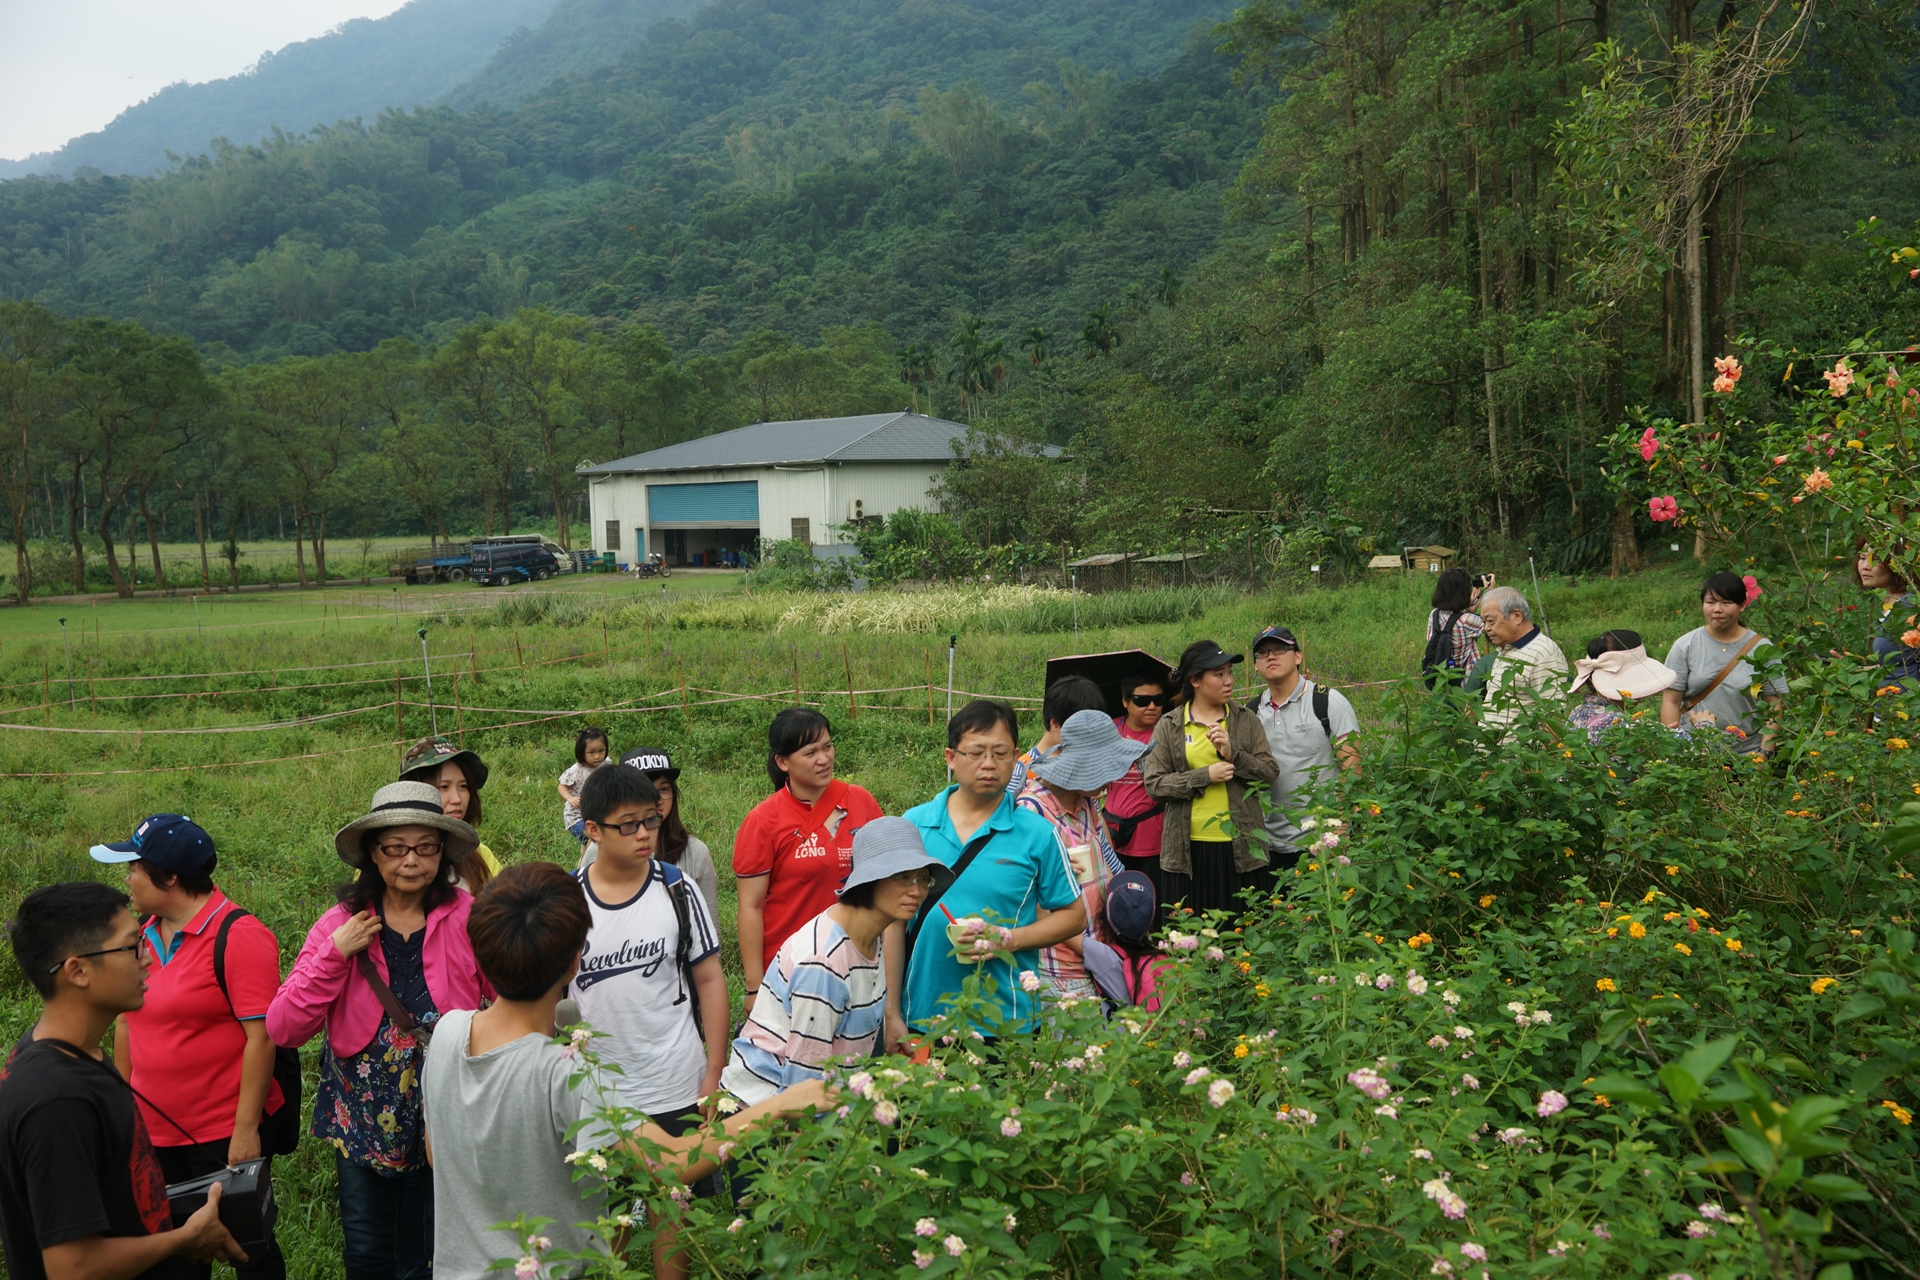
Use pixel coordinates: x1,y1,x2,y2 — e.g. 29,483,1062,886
1248,627,1361,877
0,882,245,1280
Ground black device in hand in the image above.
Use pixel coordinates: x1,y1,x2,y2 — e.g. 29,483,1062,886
1471,574,1493,589
167,1158,277,1254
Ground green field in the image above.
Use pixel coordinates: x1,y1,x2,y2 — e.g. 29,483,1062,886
0,565,1724,1278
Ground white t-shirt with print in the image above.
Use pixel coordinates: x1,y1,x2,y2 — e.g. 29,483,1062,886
568,860,719,1114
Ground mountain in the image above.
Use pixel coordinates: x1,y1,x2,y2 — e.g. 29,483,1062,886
0,0,1251,359
0,0,565,181
441,0,707,111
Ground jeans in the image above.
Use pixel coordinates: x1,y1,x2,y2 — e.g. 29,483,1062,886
336,1158,433,1280
154,1140,287,1280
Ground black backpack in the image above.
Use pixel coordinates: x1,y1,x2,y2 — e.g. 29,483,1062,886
1422,609,1466,688
1247,686,1334,739
140,907,304,1157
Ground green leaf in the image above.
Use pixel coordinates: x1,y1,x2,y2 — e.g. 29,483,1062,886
1587,1073,1663,1109
1674,1036,1739,1089
1785,1095,1850,1136
1801,1174,1872,1203
1658,1063,1702,1111
1816,1263,1855,1280
1726,1125,1779,1174
1834,994,1886,1023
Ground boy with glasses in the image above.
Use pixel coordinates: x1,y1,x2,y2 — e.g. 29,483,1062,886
569,765,726,1280
1248,627,1360,875
0,882,244,1280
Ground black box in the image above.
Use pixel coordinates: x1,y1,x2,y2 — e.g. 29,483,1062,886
166,1158,277,1254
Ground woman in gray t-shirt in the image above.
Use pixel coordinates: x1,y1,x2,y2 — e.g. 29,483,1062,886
1660,571,1786,754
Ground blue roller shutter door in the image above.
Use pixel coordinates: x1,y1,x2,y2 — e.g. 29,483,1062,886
647,480,760,524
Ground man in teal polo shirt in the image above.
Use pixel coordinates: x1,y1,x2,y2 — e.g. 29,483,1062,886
888,700,1085,1040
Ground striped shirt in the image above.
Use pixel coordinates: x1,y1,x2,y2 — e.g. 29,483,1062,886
720,911,883,1105
1014,778,1119,987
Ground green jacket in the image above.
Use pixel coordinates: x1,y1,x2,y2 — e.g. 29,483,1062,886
1140,701,1280,875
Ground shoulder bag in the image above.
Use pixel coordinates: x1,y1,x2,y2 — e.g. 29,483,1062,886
1680,632,1764,712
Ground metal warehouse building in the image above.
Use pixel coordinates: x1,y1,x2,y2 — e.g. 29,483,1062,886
577,411,969,567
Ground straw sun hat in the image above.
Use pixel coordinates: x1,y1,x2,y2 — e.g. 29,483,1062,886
333,780,480,869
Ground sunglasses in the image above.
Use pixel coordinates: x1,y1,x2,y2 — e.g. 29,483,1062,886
1127,692,1169,706
599,815,665,837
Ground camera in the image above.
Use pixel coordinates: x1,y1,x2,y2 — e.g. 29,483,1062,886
1471,574,1493,589
168,1158,277,1254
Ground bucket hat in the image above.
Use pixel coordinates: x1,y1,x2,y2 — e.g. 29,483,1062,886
398,736,489,790
836,816,953,900
1569,644,1678,702
1030,709,1146,792
333,781,479,869
90,814,216,877
619,747,681,783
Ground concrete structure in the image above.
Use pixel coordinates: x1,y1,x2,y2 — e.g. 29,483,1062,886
577,411,969,567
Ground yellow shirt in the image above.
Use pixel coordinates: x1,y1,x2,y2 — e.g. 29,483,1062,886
1183,707,1232,840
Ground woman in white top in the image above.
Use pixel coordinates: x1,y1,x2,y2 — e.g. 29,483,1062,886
1660,571,1786,755
578,747,720,917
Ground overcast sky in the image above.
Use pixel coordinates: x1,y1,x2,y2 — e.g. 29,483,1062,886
0,0,410,161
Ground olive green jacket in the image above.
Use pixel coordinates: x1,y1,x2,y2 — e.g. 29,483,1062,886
1140,702,1281,875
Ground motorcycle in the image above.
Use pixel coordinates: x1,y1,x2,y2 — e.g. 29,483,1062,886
632,554,672,579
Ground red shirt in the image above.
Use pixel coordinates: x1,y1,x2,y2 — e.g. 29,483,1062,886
733,782,883,963
1107,717,1167,859
123,891,284,1146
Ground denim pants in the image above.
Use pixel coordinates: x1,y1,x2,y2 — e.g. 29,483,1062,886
336,1157,433,1280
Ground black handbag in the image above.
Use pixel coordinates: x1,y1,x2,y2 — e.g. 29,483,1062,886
167,1158,278,1255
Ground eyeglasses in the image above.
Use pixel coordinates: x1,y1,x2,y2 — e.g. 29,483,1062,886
600,815,665,836
1127,692,1168,706
1254,647,1297,659
375,840,444,861
889,872,939,890
952,747,1015,764
50,942,141,973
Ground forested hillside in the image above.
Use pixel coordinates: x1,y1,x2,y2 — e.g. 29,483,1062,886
0,0,567,182
3,0,1920,587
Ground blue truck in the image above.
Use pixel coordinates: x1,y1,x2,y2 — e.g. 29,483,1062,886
390,536,569,584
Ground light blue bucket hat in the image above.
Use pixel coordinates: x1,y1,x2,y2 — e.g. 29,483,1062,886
838,816,954,898
1029,708,1146,792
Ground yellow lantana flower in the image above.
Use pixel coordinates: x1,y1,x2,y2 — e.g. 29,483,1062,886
1674,943,1692,956
1629,922,1647,940
1811,977,1837,994
1595,977,1617,992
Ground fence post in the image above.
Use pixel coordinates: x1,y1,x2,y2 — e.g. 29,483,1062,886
452,672,464,744
679,659,690,724
87,653,95,717
42,659,50,726
925,652,934,726
843,641,857,719
791,645,800,705
515,634,525,678
396,672,404,744
603,619,609,665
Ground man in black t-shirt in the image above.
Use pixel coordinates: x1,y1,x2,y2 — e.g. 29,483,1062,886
0,882,242,1280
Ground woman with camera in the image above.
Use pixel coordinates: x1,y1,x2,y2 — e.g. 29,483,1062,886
1424,569,1490,686
266,783,493,1280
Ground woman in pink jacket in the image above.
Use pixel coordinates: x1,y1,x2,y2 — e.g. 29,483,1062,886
267,781,492,1280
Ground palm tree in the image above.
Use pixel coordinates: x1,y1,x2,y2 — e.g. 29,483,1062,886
1157,267,1181,308
895,342,938,413
1023,327,1053,365
946,317,989,419
1082,303,1118,357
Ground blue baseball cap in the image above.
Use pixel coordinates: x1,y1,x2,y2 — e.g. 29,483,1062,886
89,815,216,876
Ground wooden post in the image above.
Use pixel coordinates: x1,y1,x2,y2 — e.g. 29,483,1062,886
43,659,50,726
926,652,935,726
843,641,857,719
396,672,404,742
470,645,477,681
678,659,690,724
515,634,525,677
87,653,95,716
791,645,800,705
602,619,610,665
452,672,464,744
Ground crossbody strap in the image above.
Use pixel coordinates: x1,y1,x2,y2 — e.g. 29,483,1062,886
903,827,998,966
354,950,418,1034
1681,632,1764,712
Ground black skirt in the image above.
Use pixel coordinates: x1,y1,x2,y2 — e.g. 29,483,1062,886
1163,840,1272,916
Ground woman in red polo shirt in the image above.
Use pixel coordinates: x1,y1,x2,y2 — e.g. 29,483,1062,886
734,708,882,1019
93,814,288,1280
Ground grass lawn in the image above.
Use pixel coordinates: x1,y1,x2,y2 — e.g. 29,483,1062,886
0,562,1720,1278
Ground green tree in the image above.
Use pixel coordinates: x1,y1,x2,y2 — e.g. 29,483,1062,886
0,301,67,603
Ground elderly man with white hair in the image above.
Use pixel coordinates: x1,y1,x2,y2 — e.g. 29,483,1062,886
1476,585,1569,737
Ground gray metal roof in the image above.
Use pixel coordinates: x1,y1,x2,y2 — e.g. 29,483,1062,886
578,411,976,474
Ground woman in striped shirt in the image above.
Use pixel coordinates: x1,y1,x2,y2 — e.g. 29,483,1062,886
720,818,949,1103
